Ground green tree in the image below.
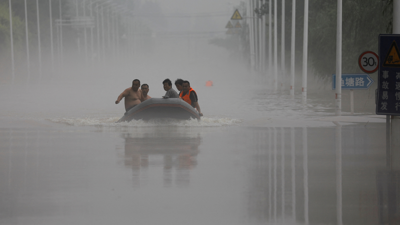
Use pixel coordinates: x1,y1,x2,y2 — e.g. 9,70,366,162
0,2,25,76
247,0,391,77
308,0,390,76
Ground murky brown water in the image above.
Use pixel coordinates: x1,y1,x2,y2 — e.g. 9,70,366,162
0,118,395,225
0,39,396,225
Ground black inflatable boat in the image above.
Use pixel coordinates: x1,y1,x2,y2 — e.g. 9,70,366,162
117,98,201,122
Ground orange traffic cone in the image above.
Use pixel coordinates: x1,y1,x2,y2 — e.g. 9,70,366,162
206,80,213,87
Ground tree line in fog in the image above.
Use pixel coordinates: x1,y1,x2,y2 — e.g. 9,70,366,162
211,0,392,78
0,0,139,82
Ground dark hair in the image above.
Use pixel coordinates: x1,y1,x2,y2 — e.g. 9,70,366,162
182,80,190,86
132,79,140,85
162,79,172,86
175,79,183,85
141,84,149,88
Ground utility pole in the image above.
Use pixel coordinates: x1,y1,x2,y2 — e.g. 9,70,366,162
281,0,285,89
261,0,266,74
83,0,89,63
269,0,272,87
248,0,255,75
254,0,259,72
274,0,278,91
290,0,296,97
391,0,400,167
8,0,15,83
37,0,43,80
302,0,309,103
89,0,94,65
59,0,64,67
259,0,263,74
24,0,31,82
49,0,54,75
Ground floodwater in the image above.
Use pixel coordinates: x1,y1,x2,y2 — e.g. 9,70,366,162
0,40,397,225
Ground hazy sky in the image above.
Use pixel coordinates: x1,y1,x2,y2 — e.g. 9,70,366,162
139,0,244,33
156,0,242,13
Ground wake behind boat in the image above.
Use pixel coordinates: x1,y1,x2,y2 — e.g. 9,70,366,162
117,98,201,122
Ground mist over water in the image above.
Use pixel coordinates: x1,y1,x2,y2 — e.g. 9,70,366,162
0,1,392,225
0,35,333,128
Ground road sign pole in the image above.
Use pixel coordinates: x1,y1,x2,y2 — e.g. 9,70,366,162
350,89,354,115
386,115,391,168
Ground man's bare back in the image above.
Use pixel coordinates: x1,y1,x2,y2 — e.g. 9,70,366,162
115,80,143,111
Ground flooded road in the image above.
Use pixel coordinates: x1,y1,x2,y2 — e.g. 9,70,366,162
0,120,392,225
0,40,396,225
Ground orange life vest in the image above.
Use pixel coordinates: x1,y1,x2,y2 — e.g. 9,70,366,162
180,88,196,106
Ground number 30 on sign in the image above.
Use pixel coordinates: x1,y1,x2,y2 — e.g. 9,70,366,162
358,51,379,74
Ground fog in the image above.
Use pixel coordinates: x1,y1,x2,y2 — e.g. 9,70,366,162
0,0,397,225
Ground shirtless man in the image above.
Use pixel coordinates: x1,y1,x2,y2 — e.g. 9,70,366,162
141,84,151,101
115,79,143,112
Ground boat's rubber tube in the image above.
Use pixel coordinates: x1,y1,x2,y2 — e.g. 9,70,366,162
117,98,200,122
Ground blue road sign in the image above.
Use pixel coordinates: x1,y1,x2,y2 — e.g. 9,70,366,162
332,74,374,90
377,34,400,116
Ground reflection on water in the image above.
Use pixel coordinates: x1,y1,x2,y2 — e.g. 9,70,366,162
119,128,201,187
377,170,400,224
0,123,398,225
245,124,397,225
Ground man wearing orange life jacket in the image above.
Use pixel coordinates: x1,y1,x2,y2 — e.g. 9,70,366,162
180,80,203,116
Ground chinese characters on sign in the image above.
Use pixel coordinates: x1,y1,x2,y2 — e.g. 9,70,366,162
332,74,373,90
378,70,400,111
377,35,400,115
381,70,400,112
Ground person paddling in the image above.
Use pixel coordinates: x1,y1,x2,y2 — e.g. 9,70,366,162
115,79,143,112
180,80,203,116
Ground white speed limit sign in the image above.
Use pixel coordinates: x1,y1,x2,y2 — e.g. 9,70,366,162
358,51,379,73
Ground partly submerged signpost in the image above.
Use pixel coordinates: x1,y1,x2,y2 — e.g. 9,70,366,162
377,35,400,116
332,74,374,90
332,73,374,114
377,34,400,165
359,51,379,74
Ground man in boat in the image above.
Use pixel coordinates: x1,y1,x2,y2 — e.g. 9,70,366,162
163,79,180,98
141,84,151,101
174,78,184,95
180,80,203,116
115,79,143,112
